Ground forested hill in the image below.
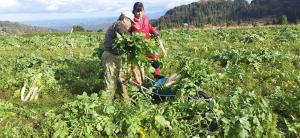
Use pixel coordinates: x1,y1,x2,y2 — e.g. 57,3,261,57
154,0,300,29
0,21,58,35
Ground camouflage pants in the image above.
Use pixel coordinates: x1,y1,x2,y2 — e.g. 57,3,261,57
101,51,129,103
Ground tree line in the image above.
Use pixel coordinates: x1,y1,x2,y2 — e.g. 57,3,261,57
153,0,300,29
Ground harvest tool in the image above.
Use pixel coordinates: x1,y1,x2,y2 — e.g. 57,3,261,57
157,36,168,58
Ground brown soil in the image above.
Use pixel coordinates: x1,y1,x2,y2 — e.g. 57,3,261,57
0,92,7,100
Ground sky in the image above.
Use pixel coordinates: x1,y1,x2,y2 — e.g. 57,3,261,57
0,0,252,22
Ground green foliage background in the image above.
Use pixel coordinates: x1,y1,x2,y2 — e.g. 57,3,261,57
0,25,300,137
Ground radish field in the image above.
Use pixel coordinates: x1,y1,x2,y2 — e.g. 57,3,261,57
0,25,300,137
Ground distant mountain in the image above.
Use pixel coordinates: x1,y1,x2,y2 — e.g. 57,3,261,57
21,11,165,32
22,17,116,32
0,21,58,35
153,0,300,29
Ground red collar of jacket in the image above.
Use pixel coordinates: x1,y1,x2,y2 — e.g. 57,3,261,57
134,16,146,22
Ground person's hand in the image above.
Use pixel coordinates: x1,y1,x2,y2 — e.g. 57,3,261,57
151,33,160,39
154,33,160,39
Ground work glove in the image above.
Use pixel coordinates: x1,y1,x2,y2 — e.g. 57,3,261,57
151,33,160,39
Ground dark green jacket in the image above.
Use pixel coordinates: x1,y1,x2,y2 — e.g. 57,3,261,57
103,21,128,55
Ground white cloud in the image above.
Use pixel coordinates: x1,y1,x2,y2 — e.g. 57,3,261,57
0,0,19,8
0,0,198,21
1,0,197,13
0,0,253,21
47,5,59,11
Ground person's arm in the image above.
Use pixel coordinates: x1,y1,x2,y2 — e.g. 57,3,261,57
149,23,158,35
115,22,128,36
145,17,167,57
145,16,158,35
